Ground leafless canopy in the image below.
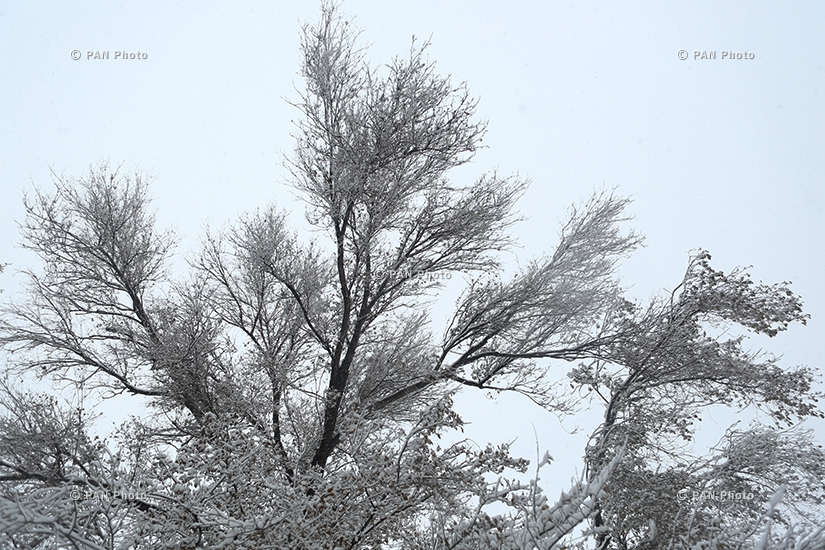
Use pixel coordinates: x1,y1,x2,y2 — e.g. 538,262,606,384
1,4,822,550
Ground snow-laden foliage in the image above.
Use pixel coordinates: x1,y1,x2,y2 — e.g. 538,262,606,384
1,4,823,549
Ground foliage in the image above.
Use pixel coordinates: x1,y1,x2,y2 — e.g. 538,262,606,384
571,251,824,549
1,4,823,549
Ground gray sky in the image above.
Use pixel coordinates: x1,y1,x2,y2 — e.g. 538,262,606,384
2,1,824,491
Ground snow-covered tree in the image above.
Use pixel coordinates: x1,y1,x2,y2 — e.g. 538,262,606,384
571,252,825,549
1,4,822,549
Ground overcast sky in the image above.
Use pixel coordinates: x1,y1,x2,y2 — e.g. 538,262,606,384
2,1,824,490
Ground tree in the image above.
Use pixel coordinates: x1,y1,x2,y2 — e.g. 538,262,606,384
1,4,823,549
571,251,825,549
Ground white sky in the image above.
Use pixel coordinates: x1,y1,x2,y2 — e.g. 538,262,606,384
2,1,824,494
